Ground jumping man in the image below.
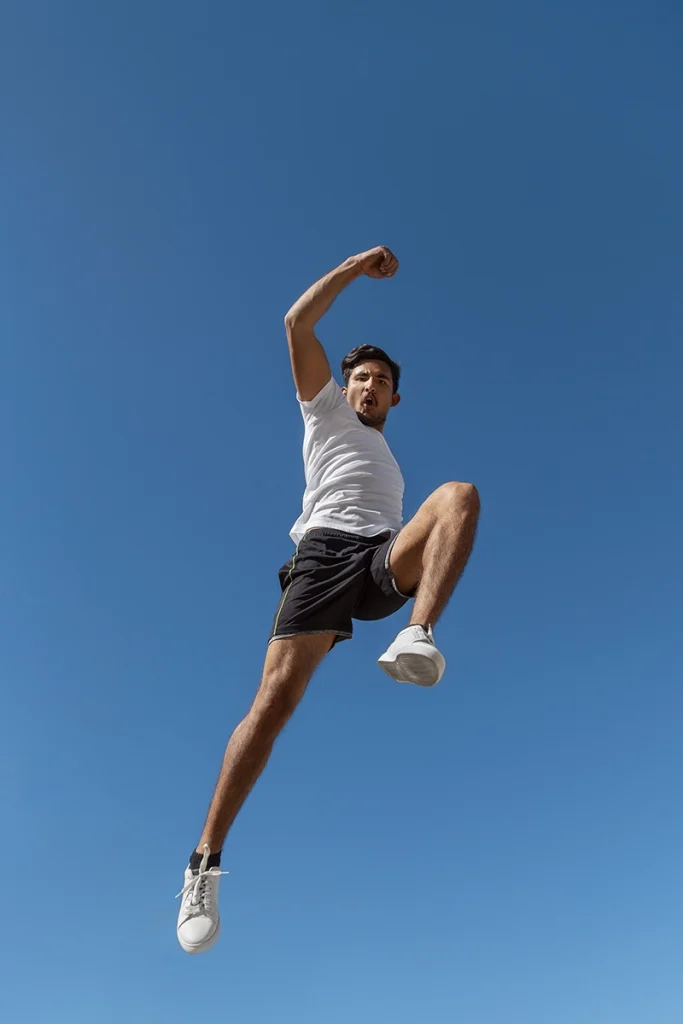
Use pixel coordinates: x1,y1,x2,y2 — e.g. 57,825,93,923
176,246,480,953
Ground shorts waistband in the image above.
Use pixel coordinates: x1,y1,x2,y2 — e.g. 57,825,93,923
303,527,393,543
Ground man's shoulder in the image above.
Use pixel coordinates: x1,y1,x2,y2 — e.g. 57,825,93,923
298,375,349,418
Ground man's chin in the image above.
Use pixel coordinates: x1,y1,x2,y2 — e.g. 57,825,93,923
356,409,386,428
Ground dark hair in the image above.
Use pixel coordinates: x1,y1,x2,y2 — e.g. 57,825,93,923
341,345,401,394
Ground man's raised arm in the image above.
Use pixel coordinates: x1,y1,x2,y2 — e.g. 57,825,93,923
284,246,399,401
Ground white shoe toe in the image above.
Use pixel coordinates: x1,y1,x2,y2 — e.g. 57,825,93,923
178,916,219,954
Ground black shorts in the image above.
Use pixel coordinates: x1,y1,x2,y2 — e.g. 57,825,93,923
269,527,413,646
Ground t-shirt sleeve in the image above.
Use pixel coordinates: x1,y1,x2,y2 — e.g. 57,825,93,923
297,375,347,418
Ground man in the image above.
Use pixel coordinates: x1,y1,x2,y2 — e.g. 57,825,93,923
176,246,480,954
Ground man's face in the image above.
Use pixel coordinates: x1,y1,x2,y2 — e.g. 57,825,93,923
343,360,400,430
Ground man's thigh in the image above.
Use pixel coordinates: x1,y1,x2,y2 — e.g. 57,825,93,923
389,482,476,595
265,632,336,675
388,494,443,596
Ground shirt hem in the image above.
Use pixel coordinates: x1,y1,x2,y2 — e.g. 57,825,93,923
290,517,401,545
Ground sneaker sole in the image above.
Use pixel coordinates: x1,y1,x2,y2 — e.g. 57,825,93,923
378,652,443,687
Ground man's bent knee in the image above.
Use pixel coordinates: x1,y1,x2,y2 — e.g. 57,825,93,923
436,480,480,515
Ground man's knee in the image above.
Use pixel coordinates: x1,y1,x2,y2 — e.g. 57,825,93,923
436,481,480,517
250,667,307,735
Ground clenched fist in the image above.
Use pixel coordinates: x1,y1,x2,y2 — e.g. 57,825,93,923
354,246,399,279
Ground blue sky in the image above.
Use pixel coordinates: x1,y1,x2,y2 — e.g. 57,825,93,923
2,1,682,1021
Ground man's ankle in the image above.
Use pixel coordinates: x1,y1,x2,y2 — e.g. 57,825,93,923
189,847,222,872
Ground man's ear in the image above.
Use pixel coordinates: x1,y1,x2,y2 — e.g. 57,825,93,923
391,392,401,408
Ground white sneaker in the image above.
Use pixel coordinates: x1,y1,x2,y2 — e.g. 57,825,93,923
377,625,446,687
176,845,227,954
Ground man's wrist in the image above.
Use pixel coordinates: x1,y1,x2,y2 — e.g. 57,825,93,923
341,255,364,279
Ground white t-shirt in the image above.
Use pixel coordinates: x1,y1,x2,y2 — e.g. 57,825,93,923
290,375,405,544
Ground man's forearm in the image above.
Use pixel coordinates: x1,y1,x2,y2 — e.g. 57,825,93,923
284,256,362,330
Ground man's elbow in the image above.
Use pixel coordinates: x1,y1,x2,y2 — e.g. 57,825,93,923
284,310,297,333
284,309,311,339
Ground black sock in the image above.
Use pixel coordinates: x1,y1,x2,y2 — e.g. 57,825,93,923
189,848,222,873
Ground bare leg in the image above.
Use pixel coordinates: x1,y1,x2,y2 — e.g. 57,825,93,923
198,633,335,853
389,481,480,627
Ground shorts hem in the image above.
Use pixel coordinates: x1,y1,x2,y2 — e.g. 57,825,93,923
268,629,352,645
384,533,417,600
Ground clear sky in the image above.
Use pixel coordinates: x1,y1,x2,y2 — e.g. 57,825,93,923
2,2,682,1021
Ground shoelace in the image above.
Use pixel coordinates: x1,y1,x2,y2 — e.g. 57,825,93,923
400,624,434,645
176,846,228,908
